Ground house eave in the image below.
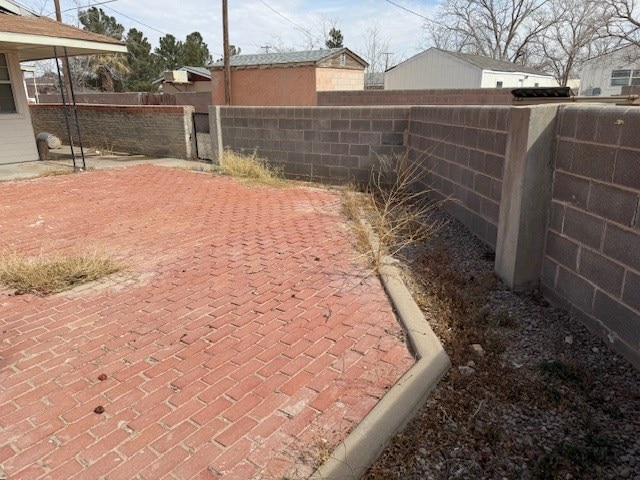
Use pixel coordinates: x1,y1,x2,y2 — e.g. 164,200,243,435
0,31,126,61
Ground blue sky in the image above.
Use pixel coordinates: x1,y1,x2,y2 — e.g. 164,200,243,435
20,0,438,64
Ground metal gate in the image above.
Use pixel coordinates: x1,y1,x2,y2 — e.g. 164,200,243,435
192,113,212,160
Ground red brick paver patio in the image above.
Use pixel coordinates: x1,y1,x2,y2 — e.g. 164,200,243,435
0,165,414,480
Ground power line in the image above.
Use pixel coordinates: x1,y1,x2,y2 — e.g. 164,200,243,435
383,0,431,21
258,0,314,41
60,0,117,14
101,4,168,35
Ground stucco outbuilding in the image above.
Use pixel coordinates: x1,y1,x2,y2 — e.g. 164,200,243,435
209,48,367,106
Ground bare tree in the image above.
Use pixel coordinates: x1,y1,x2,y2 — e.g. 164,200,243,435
356,23,398,73
534,0,614,85
424,0,555,64
603,0,640,46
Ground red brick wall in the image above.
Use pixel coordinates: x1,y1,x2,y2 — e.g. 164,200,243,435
318,88,513,106
30,104,194,159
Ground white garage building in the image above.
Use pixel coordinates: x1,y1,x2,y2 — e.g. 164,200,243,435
385,48,557,91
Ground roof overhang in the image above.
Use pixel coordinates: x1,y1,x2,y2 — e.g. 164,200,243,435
0,31,126,61
0,13,126,61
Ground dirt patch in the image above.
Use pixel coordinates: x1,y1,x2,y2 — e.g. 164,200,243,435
365,210,640,480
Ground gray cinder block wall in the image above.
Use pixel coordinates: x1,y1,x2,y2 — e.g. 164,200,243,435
30,104,195,159
543,105,640,368
209,106,409,184
209,103,640,368
407,106,510,248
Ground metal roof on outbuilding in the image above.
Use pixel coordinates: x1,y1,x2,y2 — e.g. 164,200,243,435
209,48,367,69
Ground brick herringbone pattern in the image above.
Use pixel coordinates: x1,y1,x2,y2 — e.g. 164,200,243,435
0,165,413,480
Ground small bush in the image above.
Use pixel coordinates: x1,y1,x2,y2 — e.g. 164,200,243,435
219,150,286,187
0,250,121,296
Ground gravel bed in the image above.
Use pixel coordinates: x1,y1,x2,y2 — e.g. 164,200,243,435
365,210,640,480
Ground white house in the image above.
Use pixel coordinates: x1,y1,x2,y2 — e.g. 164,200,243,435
0,0,126,165
580,45,640,96
385,48,558,90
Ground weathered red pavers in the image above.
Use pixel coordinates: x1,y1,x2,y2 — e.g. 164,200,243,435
0,165,414,479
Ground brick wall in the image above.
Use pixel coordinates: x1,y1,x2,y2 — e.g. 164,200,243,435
211,106,409,183
30,104,194,159
174,92,211,113
318,88,513,106
38,92,211,113
39,92,151,105
543,105,640,367
408,106,510,248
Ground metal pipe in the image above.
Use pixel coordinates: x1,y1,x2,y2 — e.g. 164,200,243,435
64,47,86,171
53,46,77,170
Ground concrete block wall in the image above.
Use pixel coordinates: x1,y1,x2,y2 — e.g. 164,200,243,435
318,88,513,107
542,105,640,367
38,92,211,113
30,104,194,159
210,106,409,184
408,106,510,248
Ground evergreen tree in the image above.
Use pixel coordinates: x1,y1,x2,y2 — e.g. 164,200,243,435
325,28,344,48
182,32,212,66
155,34,183,71
79,7,124,40
124,28,160,91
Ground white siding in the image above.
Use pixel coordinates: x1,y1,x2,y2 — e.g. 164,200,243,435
480,71,558,89
0,50,38,164
580,47,640,96
385,48,482,90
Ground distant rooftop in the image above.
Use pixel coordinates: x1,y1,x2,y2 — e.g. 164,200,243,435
389,48,551,77
209,48,367,69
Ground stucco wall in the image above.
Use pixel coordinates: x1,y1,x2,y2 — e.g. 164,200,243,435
211,67,318,106
0,50,38,164
316,68,364,91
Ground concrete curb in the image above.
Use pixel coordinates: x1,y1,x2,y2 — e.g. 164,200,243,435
310,258,451,480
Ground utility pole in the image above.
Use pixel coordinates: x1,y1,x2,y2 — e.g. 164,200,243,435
222,0,231,105
53,0,71,99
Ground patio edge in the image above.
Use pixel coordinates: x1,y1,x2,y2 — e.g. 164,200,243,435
309,259,451,480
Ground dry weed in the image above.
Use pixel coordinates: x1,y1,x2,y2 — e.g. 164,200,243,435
342,152,442,270
219,150,287,187
0,249,121,296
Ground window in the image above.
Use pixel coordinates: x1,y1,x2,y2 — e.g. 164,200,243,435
340,53,346,66
631,70,640,85
534,83,539,87
496,81,503,88
0,53,17,114
611,69,632,86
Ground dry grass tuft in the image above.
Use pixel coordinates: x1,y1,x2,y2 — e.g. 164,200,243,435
219,150,287,187
0,250,121,296
342,152,442,270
